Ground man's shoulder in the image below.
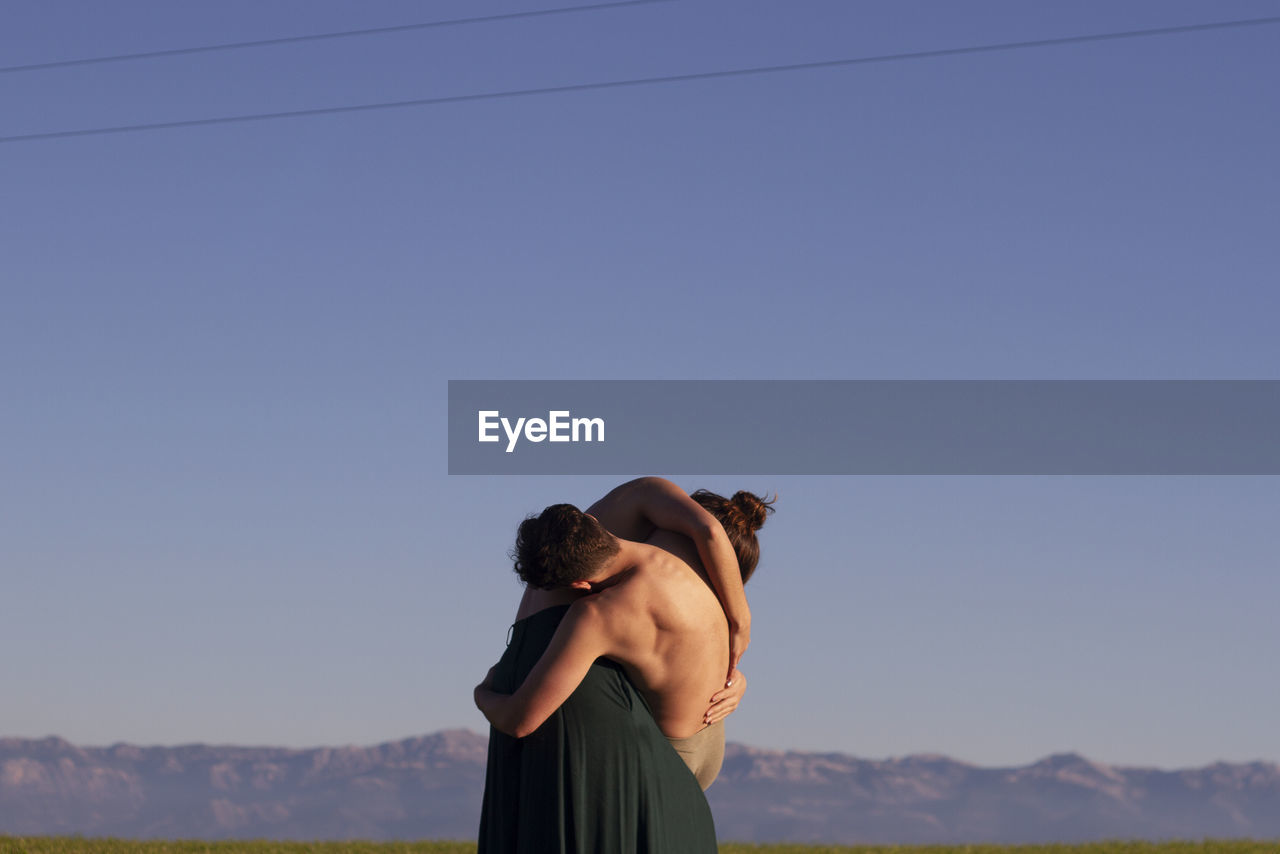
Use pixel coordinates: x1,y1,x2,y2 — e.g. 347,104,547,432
591,564,677,612
564,581,651,649
594,568,654,606
609,560,710,627
630,551,706,599
608,560,684,604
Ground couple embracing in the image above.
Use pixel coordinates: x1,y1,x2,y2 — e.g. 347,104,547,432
474,476,774,853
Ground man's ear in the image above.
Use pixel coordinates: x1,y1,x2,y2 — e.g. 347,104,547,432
568,580,593,591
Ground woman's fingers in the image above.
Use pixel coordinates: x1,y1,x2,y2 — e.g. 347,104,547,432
703,697,739,724
710,681,745,704
713,670,747,700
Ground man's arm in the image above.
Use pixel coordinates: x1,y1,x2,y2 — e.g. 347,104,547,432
474,600,615,738
589,477,751,681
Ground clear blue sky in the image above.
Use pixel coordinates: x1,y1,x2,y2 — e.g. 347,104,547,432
2,0,1278,769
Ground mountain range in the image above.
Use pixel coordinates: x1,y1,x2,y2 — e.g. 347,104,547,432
2,732,1278,844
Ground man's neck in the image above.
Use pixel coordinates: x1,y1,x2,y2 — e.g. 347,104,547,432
579,539,644,592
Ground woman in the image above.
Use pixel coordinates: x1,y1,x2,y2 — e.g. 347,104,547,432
476,478,772,853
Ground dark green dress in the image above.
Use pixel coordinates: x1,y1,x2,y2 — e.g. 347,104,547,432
478,604,718,853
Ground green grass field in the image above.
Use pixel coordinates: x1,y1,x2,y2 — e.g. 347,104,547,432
2,839,1278,854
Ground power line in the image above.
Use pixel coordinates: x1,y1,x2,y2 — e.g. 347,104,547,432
0,0,674,75
4,14,1278,145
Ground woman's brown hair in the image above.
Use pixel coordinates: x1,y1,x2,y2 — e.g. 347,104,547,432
690,489,774,584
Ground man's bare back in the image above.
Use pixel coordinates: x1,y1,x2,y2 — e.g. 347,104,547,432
575,537,729,737
508,534,728,738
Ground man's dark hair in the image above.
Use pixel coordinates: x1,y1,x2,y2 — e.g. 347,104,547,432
512,504,620,590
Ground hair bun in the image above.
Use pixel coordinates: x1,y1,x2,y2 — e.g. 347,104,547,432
730,490,775,532
688,487,773,584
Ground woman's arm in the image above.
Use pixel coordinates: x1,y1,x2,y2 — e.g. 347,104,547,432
588,477,751,680
474,600,615,738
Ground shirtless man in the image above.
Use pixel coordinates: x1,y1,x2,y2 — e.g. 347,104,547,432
475,477,766,787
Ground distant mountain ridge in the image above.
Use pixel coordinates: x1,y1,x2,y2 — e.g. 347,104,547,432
2,732,1278,844
710,742,1280,843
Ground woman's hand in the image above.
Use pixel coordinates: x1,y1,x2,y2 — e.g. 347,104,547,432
704,669,748,725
